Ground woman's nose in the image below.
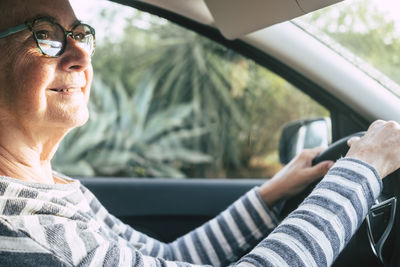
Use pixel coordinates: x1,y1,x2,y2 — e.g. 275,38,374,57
59,36,91,72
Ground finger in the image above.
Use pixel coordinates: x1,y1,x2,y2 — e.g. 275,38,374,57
306,146,327,158
368,120,386,130
304,160,335,180
347,136,360,147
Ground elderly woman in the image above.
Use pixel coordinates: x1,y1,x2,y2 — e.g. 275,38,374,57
0,0,399,266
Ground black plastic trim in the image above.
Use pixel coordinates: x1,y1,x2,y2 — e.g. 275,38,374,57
80,177,263,216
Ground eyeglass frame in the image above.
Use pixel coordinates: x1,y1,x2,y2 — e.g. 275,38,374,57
0,16,96,57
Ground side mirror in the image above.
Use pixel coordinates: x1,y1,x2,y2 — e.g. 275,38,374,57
279,118,331,164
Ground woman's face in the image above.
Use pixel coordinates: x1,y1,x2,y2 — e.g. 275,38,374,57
0,0,93,134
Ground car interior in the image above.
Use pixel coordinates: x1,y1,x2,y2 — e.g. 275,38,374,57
60,0,400,266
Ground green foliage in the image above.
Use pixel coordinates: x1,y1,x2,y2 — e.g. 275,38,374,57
54,8,329,178
53,76,211,178
300,0,400,88
88,13,328,178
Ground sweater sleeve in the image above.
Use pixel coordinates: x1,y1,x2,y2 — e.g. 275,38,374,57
234,157,382,267
83,186,280,266
0,157,381,267
82,158,382,267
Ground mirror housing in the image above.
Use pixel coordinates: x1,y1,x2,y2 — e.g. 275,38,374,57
279,118,331,164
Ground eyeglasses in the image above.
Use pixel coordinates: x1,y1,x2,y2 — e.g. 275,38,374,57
366,196,397,266
0,17,95,57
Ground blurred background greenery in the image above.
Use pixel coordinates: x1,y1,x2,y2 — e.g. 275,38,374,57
53,0,396,179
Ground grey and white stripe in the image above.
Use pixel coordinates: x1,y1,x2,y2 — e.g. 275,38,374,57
0,158,382,266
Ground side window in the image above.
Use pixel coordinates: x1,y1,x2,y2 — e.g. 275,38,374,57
53,1,329,178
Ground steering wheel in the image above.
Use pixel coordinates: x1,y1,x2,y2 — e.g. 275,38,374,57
279,131,400,267
280,131,365,217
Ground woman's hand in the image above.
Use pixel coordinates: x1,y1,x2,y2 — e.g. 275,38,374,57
258,147,334,207
347,120,400,178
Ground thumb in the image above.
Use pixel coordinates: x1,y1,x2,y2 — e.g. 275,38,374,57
305,160,335,180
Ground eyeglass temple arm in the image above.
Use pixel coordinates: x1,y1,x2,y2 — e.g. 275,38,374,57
0,24,26,39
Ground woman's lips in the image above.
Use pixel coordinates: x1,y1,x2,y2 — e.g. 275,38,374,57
48,87,84,96
49,87,81,93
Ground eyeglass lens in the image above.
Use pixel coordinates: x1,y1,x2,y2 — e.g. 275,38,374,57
32,20,95,57
73,24,95,56
33,20,64,56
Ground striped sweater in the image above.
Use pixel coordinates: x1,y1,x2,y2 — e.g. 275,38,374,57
0,158,382,266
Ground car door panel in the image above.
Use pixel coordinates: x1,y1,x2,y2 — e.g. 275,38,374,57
80,177,263,242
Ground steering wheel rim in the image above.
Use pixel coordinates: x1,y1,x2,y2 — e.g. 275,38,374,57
280,131,365,218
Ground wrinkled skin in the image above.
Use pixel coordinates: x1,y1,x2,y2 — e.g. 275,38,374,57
347,120,400,178
0,0,92,184
259,147,333,206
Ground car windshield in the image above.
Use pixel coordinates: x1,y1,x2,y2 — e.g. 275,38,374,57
294,0,400,97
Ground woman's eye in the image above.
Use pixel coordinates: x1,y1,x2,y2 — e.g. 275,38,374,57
74,33,86,41
35,30,49,40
